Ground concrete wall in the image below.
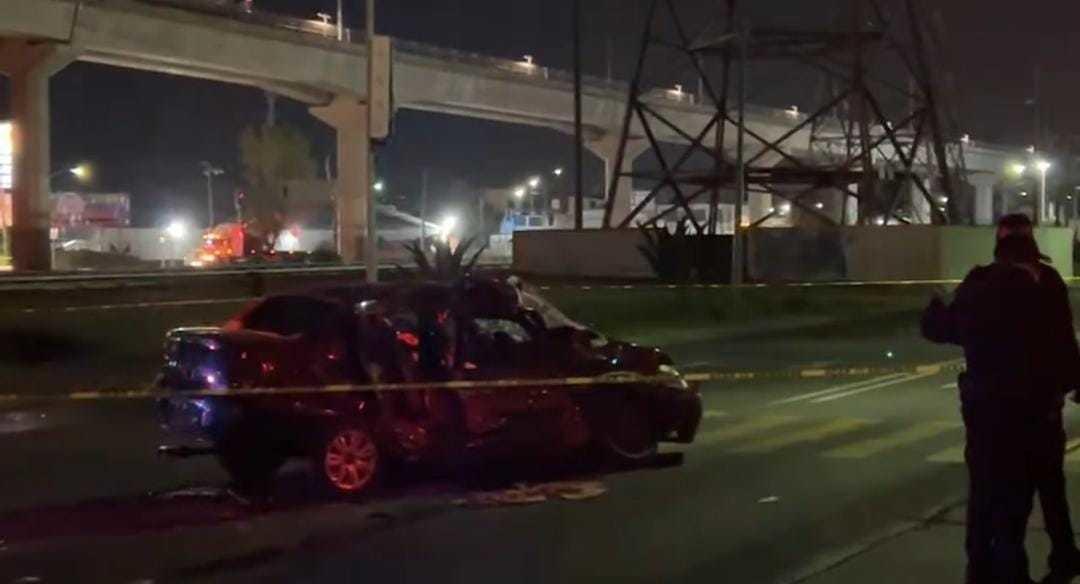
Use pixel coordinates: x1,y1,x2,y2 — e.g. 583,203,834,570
514,227,1076,282
514,229,655,279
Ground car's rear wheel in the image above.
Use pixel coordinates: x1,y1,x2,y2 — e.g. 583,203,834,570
598,394,657,464
313,422,381,498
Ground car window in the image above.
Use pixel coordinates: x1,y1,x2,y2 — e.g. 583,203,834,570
473,318,532,344
242,296,348,338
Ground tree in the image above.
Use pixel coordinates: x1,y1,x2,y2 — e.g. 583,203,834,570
238,124,317,245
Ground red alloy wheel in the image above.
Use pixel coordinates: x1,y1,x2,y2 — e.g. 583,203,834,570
323,427,379,494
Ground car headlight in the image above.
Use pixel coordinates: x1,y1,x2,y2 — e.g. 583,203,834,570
658,363,690,390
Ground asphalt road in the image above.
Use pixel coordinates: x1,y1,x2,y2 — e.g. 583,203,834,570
0,289,1068,584
5,344,1071,583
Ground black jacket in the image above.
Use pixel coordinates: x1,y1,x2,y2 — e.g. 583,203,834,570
922,261,1080,410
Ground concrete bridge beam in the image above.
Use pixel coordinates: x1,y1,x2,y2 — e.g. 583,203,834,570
310,96,370,264
968,171,998,226
0,40,77,271
587,132,648,228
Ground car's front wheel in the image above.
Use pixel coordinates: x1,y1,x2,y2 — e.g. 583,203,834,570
313,421,381,498
598,394,657,464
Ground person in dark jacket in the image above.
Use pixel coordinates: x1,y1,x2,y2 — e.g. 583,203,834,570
923,214,1080,583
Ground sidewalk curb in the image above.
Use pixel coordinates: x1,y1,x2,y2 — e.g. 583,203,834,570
775,497,967,584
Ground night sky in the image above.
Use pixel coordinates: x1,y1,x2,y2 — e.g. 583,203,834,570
2,0,1078,227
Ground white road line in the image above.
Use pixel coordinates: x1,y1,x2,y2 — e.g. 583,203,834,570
770,373,907,406
927,445,965,464
940,382,958,390
695,415,802,447
810,372,935,404
822,421,961,459
729,418,873,454
702,410,728,420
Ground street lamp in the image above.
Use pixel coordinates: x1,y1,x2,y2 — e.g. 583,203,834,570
200,161,224,228
50,164,90,181
553,167,564,177
1009,163,1027,177
1036,160,1051,224
528,176,541,189
373,180,385,192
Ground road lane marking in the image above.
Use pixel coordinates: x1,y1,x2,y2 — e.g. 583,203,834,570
695,415,802,447
927,445,965,464
1063,438,1080,463
769,374,907,406
940,382,958,390
810,371,936,404
729,418,873,454
702,410,728,420
822,421,961,459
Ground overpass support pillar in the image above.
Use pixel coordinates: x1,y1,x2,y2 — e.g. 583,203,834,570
310,96,370,264
0,41,75,271
587,133,647,227
905,175,933,225
968,172,997,226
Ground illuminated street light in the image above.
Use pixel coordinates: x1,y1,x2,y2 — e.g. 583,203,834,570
513,187,526,199
373,180,385,192
438,214,459,241
165,219,186,240
1009,163,1027,177
528,176,541,189
553,167,564,177
50,163,90,181
814,202,825,210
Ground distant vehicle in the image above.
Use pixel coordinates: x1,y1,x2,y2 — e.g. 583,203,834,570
191,222,311,267
157,278,701,497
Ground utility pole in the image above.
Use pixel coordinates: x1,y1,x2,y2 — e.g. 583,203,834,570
365,0,378,282
420,168,429,243
731,23,747,285
572,0,585,230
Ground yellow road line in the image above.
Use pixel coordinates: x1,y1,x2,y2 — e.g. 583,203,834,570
822,421,961,459
729,418,873,454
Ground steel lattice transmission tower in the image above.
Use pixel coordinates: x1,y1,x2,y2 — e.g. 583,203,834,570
603,0,970,233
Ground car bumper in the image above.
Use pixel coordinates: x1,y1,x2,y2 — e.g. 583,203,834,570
157,395,240,446
653,388,702,444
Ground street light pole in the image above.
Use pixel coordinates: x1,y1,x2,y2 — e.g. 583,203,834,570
201,162,224,228
1036,160,1051,225
337,0,344,41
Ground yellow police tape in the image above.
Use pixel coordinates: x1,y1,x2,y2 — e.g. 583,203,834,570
0,361,966,404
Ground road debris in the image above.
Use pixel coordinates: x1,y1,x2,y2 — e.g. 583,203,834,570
453,480,608,507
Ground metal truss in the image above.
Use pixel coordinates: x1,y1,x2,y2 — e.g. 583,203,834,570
603,0,969,231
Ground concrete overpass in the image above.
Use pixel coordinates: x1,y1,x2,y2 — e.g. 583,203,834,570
0,0,1022,270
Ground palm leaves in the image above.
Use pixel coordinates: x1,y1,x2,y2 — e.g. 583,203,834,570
403,236,489,280
638,219,730,283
